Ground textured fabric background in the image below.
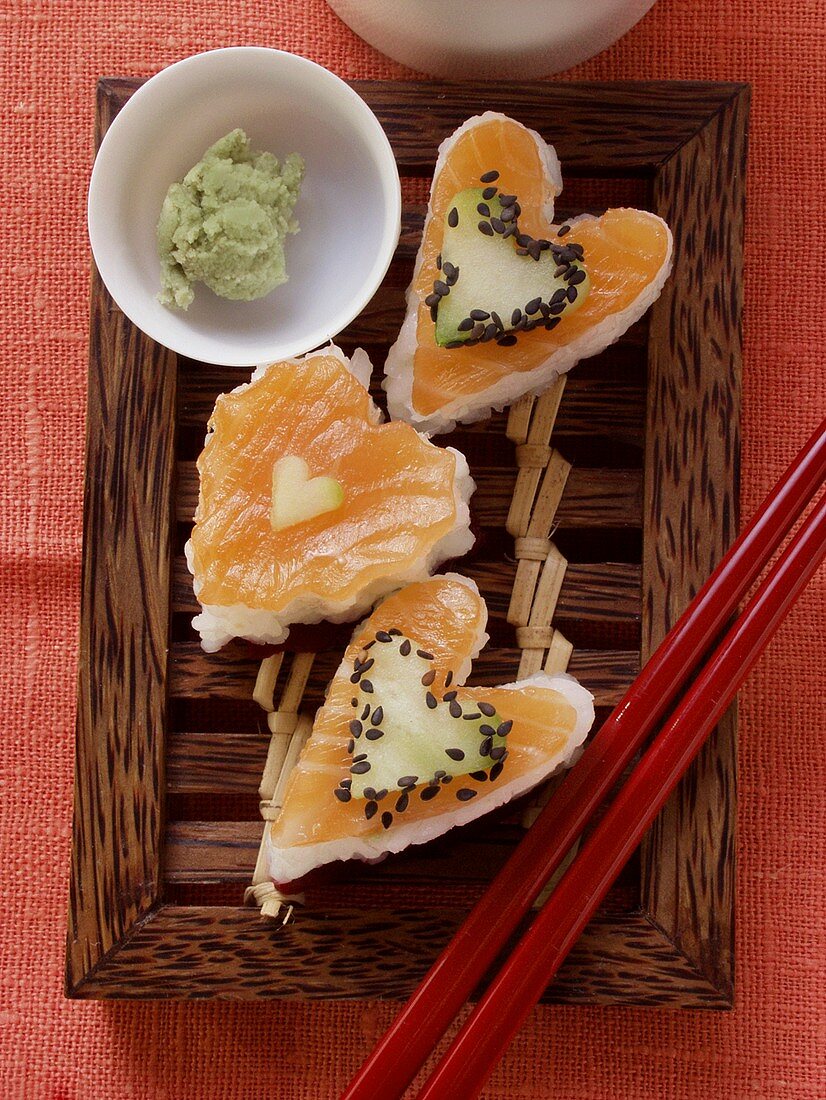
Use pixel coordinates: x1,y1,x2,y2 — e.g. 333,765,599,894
1,1,824,1097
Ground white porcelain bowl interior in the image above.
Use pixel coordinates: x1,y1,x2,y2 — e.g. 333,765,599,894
88,48,401,367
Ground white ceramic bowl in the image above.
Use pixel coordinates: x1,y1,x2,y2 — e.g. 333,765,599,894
88,48,401,367
328,0,657,79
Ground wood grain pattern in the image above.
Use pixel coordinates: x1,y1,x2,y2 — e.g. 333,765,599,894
68,76,745,1004
66,267,177,994
640,85,749,1003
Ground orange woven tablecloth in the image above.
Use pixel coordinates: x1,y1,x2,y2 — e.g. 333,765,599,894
2,1,824,1097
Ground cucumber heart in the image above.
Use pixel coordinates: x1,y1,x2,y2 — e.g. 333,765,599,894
341,631,511,814
429,188,590,348
270,454,344,532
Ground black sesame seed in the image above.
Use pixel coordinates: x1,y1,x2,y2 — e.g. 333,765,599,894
395,791,409,813
425,292,440,309
363,786,376,800
471,322,486,340
551,288,567,305
545,317,561,330
490,746,507,761
569,268,586,285
554,264,568,278
434,770,446,779
381,811,393,830
469,309,490,321
445,670,453,687
375,788,388,801
516,233,532,247
557,223,571,236
498,193,517,205
478,702,496,717
444,689,458,701
443,260,457,279
436,252,442,269
456,788,477,801
480,170,500,183
567,285,578,303
490,311,504,331
426,692,438,710
351,697,358,707
483,322,498,341
480,736,493,757
388,628,403,636
528,242,542,261
458,317,475,332
398,775,418,788
510,308,523,327
515,247,529,256
375,630,392,643
499,206,516,223
476,202,491,217
490,760,505,781
417,649,434,660
525,297,542,315
430,304,438,323
420,786,440,801
470,770,488,782
479,724,496,737
353,752,367,762
497,334,517,347
490,217,505,234
539,302,551,318
360,658,374,674
421,669,436,686
448,207,459,227
449,700,462,718
548,301,566,315
334,788,352,803
365,728,384,741
482,185,498,200
346,738,354,753
445,748,465,761
445,340,465,349
478,220,494,236
349,719,363,737
351,760,371,774
441,774,453,784
537,239,551,251
365,800,378,820
371,706,383,726
569,243,585,259
433,280,450,297
462,712,481,721
340,777,352,789
361,703,371,720
503,223,518,238
349,670,362,684
399,639,411,656
361,679,374,693
497,720,513,737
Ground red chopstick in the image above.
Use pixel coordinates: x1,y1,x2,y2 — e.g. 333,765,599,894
342,418,826,1100
416,485,826,1099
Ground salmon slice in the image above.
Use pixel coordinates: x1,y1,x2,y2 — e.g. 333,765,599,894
264,574,594,884
385,113,673,433
186,346,474,652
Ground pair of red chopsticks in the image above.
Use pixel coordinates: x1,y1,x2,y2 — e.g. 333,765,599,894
343,417,826,1100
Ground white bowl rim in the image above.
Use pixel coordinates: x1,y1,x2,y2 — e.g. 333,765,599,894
88,46,402,367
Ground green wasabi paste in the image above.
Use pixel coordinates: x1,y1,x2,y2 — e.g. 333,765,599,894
157,129,304,310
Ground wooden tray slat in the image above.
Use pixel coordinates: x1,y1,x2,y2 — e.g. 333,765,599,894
168,641,639,707
175,463,643,528
171,557,641,620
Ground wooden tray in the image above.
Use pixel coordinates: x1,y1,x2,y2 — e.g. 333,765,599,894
67,79,748,1003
